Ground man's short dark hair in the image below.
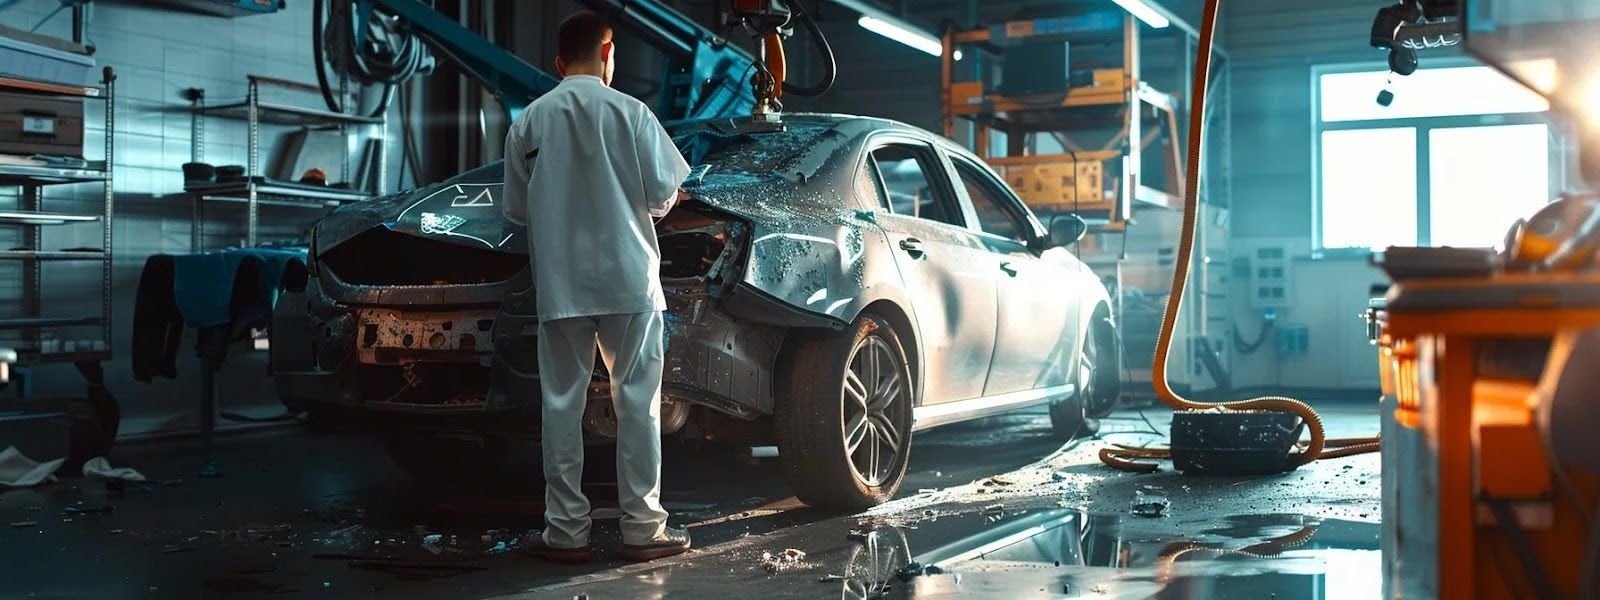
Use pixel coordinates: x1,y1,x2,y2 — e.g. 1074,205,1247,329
558,11,612,64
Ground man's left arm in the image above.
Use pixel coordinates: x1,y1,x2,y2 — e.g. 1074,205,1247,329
502,124,532,226
634,104,691,218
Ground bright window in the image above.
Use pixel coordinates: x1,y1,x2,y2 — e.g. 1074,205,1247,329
1319,66,1548,122
1427,124,1550,248
1319,128,1418,249
1315,64,1554,249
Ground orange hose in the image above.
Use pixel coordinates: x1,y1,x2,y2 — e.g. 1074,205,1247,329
1099,0,1379,472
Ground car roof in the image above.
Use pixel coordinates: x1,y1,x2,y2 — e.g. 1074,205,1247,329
667,112,932,142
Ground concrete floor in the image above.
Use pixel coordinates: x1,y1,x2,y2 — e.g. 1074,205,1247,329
0,401,1382,598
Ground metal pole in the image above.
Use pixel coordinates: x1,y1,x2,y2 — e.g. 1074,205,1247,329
198,364,218,477
71,5,84,44
190,89,205,252
1123,15,1141,219
246,78,259,247
101,67,114,355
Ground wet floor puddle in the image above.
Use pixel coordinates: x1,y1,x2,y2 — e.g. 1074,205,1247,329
859,509,1381,599
532,507,1381,599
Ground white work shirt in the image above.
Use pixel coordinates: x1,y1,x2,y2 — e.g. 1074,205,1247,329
503,75,691,322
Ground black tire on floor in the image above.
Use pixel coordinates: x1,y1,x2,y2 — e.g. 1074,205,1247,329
383,433,511,482
776,313,914,511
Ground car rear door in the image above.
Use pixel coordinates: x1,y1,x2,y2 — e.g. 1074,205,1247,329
862,138,999,405
946,153,1083,397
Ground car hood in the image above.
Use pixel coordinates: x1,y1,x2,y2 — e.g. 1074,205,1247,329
315,163,521,255
315,119,859,256
314,165,845,257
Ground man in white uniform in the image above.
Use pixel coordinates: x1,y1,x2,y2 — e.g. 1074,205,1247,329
501,11,692,563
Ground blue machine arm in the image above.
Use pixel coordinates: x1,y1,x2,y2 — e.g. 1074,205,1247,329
354,0,757,121
354,0,559,115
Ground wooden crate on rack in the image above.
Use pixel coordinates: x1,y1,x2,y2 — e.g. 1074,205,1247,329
991,158,1107,210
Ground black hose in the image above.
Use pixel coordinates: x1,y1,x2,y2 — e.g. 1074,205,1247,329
313,0,407,119
313,0,344,113
1232,317,1273,355
780,1,835,97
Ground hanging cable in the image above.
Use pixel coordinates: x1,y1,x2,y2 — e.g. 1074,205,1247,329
1099,0,1380,473
313,0,435,119
1232,314,1274,355
779,0,835,97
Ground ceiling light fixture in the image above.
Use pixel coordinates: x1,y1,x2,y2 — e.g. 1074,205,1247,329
1110,0,1172,29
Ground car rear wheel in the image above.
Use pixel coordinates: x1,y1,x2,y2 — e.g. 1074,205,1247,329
777,313,914,510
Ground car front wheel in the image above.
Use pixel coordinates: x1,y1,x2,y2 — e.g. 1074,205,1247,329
777,313,914,510
1051,316,1108,440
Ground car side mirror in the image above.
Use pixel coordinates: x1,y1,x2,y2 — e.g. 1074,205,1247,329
1046,214,1089,249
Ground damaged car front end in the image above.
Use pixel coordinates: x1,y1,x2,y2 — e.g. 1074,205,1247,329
271,117,867,437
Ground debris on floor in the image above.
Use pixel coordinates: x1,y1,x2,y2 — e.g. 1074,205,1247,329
421,534,445,555
760,548,807,572
81,457,146,482
896,561,929,581
0,446,65,488
1131,487,1171,518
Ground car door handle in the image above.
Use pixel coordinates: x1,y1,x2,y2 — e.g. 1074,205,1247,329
899,238,925,258
999,262,1019,277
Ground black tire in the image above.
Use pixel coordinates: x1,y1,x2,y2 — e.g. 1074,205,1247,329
1051,315,1112,440
383,433,512,482
776,313,915,510
1085,315,1122,419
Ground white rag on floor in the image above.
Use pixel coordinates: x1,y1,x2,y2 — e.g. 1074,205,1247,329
81,456,145,482
0,446,64,488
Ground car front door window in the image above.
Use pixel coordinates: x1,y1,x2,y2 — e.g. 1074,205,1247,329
953,160,1033,247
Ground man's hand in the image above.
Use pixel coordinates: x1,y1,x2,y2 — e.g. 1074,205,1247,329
652,189,690,219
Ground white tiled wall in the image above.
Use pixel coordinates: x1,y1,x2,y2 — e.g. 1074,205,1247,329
2,1,399,437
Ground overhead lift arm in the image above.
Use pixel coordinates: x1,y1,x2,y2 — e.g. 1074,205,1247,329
351,0,560,115
349,0,762,121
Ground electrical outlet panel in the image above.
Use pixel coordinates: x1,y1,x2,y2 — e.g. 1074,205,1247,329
1249,245,1292,310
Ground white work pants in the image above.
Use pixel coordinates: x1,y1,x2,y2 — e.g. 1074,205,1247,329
537,311,670,548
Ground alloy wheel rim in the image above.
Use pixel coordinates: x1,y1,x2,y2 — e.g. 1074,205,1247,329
842,336,907,487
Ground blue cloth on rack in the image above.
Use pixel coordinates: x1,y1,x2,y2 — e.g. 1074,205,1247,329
170,247,307,327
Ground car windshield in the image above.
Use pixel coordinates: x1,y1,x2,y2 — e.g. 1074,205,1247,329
670,122,832,176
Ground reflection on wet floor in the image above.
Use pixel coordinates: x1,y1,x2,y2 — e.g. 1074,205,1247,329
526,507,1381,600
896,509,1380,599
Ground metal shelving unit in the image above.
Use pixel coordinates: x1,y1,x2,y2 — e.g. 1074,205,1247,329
941,9,1234,399
185,75,383,250
940,10,1231,231
0,68,117,365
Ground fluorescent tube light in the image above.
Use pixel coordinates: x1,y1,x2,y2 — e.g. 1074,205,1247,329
1110,0,1171,29
857,15,962,61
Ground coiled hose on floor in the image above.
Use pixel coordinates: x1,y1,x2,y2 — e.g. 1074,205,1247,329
1098,0,1381,473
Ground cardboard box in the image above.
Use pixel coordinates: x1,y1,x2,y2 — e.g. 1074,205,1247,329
1091,68,1124,90
951,81,984,106
0,89,84,157
998,160,1105,208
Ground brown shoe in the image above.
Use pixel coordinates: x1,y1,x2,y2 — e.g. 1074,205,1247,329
621,527,691,562
526,534,593,564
